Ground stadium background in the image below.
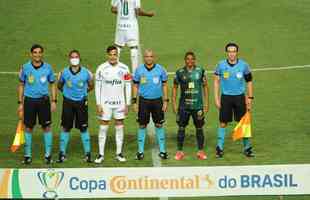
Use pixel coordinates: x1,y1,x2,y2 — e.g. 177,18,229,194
0,0,309,199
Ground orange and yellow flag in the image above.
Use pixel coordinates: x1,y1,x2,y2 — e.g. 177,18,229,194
232,112,252,141
11,120,25,152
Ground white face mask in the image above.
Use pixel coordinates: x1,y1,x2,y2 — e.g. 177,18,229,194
70,58,80,66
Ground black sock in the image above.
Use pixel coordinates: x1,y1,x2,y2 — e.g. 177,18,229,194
196,128,204,150
177,127,185,150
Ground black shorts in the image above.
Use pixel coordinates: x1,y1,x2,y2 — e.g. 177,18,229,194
177,107,205,128
138,97,165,126
220,94,246,123
24,96,51,129
61,97,88,132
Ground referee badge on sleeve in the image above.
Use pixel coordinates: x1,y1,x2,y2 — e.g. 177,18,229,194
140,76,147,84
236,72,243,79
223,71,230,79
153,76,159,84
40,76,47,83
28,75,35,84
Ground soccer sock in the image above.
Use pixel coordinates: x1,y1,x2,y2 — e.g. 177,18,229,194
130,48,139,73
115,125,124,155
217,127,226,150
243,138,251,150
137,128,146,153
80,130,91,154
43,131,53,157
196,128,205,150
155,127,166,153
59,131,69,154
98,125,108,156
24,131,32,157
177,127,185,151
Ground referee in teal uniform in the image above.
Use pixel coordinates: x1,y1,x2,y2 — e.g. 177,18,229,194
17,44,57,164
132,49,169,160
214,43,254,158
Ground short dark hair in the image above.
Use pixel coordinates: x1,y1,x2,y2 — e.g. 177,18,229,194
225,43,239,52
184,51,196,60
30,44,44,53
68,49,80,57
106,45,118,53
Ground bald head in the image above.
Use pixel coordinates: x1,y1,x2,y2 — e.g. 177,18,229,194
144,49,156,66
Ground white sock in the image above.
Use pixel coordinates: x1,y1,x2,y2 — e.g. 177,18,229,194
115,125,124,155
98,125,108,156
130,48,139,73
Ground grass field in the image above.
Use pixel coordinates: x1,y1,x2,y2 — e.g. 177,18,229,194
0,0,310,199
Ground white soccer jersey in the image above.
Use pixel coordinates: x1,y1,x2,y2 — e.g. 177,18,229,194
95,61,131,108
111,0,140,31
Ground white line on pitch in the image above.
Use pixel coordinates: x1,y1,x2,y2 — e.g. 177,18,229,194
1,64,310,75
165,64,310,75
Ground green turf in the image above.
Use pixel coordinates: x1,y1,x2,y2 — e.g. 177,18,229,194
0,0,309,199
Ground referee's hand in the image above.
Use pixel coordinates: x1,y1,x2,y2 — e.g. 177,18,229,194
246,98,253,111
215,99,221,109
17,105,23,120
162,101,168,112
172,103,177,114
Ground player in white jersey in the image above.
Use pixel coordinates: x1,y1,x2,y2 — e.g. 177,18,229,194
111,0,154,72
94,45,132,163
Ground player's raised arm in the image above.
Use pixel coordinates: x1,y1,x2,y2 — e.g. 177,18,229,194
136,8,155,17
111,6,117,14
111,0,118,14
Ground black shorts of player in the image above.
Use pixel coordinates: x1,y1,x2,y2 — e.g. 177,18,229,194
137,96,165,126
176,107,205,128
220,94,246,123
23,96,51,129
61,96,88,132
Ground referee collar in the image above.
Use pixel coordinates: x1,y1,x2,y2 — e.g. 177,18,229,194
69,66,81,75
144,63,156,71
226,59,239,67
31,61,44,70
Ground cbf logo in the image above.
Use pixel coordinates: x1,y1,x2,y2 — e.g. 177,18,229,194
37,169,64,199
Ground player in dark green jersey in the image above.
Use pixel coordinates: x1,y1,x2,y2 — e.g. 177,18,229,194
172,51,209,160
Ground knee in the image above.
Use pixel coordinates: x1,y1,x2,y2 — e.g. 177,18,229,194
25,127,33,133
42,126,51,132
178,126,185,132
155,123,163,128
115,120,124,126
62,127,71,132
139,124,147,129
79,127,87,133
220,122,227,128
100,120,110,126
